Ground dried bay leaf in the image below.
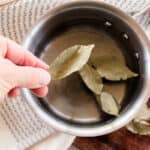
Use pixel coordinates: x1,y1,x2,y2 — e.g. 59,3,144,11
126,121,150,135
91,56,138,81
49,44,95,80
134,104,150,123
127,103,150,135
79,64,103,95
97,92,119,116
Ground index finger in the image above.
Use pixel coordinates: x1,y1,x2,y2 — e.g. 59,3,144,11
0,36,49,69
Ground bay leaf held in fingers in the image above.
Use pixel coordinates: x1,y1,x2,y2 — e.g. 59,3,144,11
91,56,138,81
126,121,150,135
97,92,119,116
79,64,103,95
49,44,95,79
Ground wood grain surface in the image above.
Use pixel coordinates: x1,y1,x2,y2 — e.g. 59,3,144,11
74,128,150,150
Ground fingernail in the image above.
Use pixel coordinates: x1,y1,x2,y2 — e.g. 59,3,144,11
41,61,49,69
40,71,51,85
44,63,49,69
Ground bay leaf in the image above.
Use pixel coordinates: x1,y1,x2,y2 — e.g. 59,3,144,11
126,100,150,135
126,121,150,135
49,44,95,79
97,92,119,116
79,64,103,95
134,104,150,123
91,56,138,81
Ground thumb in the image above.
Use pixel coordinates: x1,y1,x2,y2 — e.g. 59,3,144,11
14,66,51,89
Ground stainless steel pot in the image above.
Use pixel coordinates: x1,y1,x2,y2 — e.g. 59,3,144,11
22,1,150,137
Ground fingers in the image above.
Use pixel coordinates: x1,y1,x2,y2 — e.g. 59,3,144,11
8,86,48,98
0,36,51,100
0,36,49,69
0,62,50,100
14,66,51,89
31,86,48,97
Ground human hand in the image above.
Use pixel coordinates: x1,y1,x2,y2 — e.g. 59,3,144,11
0,36,51,101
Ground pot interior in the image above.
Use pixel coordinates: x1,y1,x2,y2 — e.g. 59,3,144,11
27,4,144,126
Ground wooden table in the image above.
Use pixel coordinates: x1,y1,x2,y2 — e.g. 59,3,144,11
74,128,150,150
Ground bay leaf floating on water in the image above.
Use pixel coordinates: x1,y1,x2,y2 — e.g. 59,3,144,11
91,56,138,81
97,92,119,116
49,44,95,80
126,121,150,135
79,64,103,95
